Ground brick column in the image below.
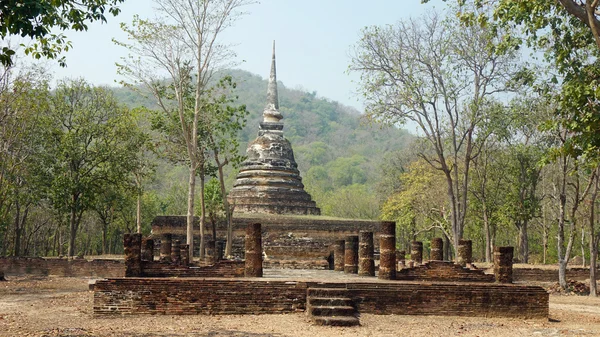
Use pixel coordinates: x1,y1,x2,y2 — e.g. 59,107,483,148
494,246,514,283
457,240,473,267
159,233,172,263
344,235,359,274
430,238,443,261
396,250,406,268
379,222,396,280
411,241,423,265
171,240,181,265
141,238,154,262
180,244,190,266
358,231,375,277
205,240,216,264
124,233,142,277
245,223,263,277
334,240,345,272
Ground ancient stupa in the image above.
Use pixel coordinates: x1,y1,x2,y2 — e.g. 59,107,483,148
228,42,320,215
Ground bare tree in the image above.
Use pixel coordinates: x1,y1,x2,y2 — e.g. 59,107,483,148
116,0,253,258
349,10,520,252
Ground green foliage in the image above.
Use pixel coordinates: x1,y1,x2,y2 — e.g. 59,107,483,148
39,79,147,255
0,0,125,66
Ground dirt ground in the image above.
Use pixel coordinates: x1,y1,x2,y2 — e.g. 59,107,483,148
1,275,600,337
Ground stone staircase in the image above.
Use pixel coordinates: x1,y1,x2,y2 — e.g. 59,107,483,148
306,287,360,326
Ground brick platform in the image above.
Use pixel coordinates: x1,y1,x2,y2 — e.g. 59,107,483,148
396,261,494,282
140,260,244,278
93,276,548,319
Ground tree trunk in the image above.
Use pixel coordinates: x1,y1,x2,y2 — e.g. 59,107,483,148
589,171,598,297
102,221,107,255
136,192,142,234
483,204,492,263
558,258,568,287
582,226,586,267
199,170,206,259
13,198,21,257
518,221,529,264
186,165,196,260
543,226,548,264
67,196,78,257
214,152,233,257
591,243,598,297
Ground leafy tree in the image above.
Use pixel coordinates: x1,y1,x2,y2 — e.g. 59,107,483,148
0,0,125,66
116,0,253,259
205,77,248,257
0,63,50,256
381,159,451,256
349,9,521,252
40,79,146,257
439,0,600,292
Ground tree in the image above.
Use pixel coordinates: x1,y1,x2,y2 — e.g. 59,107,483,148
0,62,50,256
41,79,145,257
349,9,521,253
205,77,248,257
443,0,600,292
0,0,125,66
116,0,253,259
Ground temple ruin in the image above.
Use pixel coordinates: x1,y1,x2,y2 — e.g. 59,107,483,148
228,42,320,216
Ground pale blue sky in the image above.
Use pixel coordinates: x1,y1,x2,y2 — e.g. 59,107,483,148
51,0,446,110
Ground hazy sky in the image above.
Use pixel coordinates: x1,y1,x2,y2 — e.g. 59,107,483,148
51,0,446,110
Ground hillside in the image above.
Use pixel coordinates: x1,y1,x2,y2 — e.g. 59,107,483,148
111,69,413,219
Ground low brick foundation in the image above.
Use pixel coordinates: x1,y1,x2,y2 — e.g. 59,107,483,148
396,261,494,282
140,260,244,278
93,277,548,319
513,267,595,282
0,257,125,277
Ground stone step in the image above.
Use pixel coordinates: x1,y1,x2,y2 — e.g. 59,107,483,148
307,287,349,298
308,297,354,307
308,305,356,317
312,316,360,327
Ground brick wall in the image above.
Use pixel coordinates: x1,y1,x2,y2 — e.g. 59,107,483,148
513,267,595,282
346,282,548,319
141,260,244,278
396,261,495,282
151,215,383,261
0,257,125,277
93,278,548,319
94,278,307,315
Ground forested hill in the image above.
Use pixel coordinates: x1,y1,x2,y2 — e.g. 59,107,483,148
112,69,413,219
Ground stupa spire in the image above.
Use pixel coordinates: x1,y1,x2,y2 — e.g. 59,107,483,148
263,41,282,123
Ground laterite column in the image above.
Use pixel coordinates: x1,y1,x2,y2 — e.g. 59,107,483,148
141,238,154,262
205,240,216,264
124,233,142,277
411,241,423,265
344,235,359,274
334,240,345,271
457,240,473,267
396,250,406,268
216,240,225,261
430,238,443,261
379,221,396,280
180,244,190,266
245,223,263,277
160,233,172,263
171,240,181,265
358,231,375,276
494,246,514,283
